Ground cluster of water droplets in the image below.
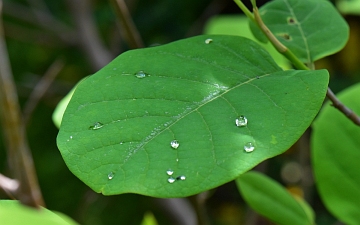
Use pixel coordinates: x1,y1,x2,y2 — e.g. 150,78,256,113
235,116,255,153
166,169,186,184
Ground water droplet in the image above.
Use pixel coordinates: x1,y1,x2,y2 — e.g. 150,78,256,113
244,142,255,153
120,142,123,145
108,172,114,180
205,38,213,44
168,177,176,183
70,136,73,139
170,140,180,149
166,170,174,176
176,175,186,181
176,158,179,162
135,70,147,78
235,116,248,127
89,122,104,130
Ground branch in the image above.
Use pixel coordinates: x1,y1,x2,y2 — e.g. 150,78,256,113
110,0,144,49
23,58,65,125
235,0,360,126
0,0,44,207
66,0,113,71
326,88,360,125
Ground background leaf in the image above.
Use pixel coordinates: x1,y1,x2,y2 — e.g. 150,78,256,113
0,200,78,225
57,34,328,197
252,0,349,64
204,15,290,69
311,83,360,224
236,171,314,225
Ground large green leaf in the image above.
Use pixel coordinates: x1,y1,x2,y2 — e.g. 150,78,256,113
57,35,328,197
311,83,360,224
0,200,78,225
250,0,349,64
236,171,314,225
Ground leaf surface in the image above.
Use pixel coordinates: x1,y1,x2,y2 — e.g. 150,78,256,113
0,200,78,225
311,83,360,224
236,171,314,225
251,0,349,63
57,35,328,197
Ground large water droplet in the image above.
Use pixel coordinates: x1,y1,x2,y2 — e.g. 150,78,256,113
170,140,180,149
166,170,174,176
244,142,255,153
236,116,248,127
176,175,186,181
135,70,147,78
168,177,176,183
108,172,114,180
89,122,104,130
205,38,213,44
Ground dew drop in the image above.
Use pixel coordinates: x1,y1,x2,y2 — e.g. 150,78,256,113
108,172,114,180
89,122,104,130
135,70,147,78
170,140,180,149
119,142,123,145
205,38,213,44
166,170,174,176
235,116,248,127
70,136,73,139
177,175,186,181
244,142,255,153
168,177,176,183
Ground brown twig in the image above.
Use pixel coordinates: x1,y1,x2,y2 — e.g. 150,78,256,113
327,88,360,125
66,0,113,71
23,58,65,125
0,0,44,207
110,0,144,49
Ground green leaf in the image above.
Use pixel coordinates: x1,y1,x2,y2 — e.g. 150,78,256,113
204,15,290,69
57,35,328,197
311,83,360,224
0,200,78,225
252,0,349,64
236,171,314,225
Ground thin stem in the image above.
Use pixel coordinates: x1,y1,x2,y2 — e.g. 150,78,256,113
110,0,144,49
233,0,255,23
326,88,360,125
23,58,64,125
0,0,44,207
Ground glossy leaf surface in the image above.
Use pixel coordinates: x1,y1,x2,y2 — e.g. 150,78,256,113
236,171,314,225
251,0,349,64
311,83,360,224
57,35,328,197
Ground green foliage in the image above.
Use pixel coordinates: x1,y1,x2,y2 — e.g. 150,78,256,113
311,83,360,225
236,171,314,225
57,34,328,197
0,200,78,225
250,0,349,63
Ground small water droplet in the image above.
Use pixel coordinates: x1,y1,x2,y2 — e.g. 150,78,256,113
70,136,73,139
168,177,176,183
176,175,186,181
236,116,248,127
135,70,147,78
170,140,180,149
120,142,123,145
108,172,114,180
89,122,104,130
244,142,255,153
176,158,179,162
205,38,213,44
166,170,174,176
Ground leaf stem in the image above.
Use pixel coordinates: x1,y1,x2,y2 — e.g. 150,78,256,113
233,0,255,23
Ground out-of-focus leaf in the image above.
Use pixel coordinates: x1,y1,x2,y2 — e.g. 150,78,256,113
236,171,314,225
311,83,360,224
